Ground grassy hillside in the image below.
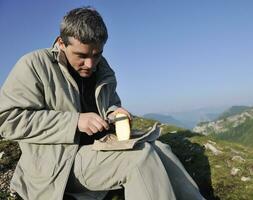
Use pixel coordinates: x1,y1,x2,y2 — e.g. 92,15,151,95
194,107,253,148
132,117,253,200
215,117,253,147
1,117,253,200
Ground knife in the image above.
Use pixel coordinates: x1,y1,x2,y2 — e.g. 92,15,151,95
106,115,129,124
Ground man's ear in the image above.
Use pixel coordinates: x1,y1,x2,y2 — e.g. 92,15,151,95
57,37,66,51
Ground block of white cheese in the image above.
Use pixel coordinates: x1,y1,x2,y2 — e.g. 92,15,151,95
115,113,130,141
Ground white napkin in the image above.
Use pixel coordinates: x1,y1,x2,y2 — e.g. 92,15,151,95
92,123,160,151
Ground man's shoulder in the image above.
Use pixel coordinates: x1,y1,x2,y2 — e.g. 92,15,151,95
16,48,57,72
13,48,57,77
20,48,54,63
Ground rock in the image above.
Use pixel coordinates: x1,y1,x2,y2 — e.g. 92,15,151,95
207,140,216,145
170,131,177,133
248,166,253,175
185,157,192,162
10,191,17,198
241,176,251,182
0,151,4,159
230,148,245,155
230,167,240,176
204,143,223,155
226,160,232,168
232,155,245,162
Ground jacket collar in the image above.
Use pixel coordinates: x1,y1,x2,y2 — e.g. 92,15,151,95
51,37,69,69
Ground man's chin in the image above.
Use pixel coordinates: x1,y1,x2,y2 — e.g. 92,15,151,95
78,70,93,78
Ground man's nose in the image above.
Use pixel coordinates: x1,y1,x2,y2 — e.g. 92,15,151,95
84,58,94,68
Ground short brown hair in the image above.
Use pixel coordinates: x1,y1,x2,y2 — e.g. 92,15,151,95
60,7,108,46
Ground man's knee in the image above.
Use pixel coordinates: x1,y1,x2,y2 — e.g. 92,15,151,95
133,142,157,167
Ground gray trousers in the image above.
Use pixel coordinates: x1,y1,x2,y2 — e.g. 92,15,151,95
65,141,205,200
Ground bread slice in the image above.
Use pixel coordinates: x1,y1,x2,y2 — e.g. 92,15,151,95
115,113,130,141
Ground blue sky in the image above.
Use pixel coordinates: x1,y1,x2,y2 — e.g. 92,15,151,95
1,0,253,115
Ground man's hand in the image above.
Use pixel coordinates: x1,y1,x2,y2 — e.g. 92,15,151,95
78,112,109,135
107,107,132,121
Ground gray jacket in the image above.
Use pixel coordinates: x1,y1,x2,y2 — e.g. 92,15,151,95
0,42,121,200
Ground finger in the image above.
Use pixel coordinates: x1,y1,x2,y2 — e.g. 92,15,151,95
88,113,108,130
85,128,93,136
88,123,100,134
101,120,109,130
117,108,132,120
93,120,105,132
94,116,109,130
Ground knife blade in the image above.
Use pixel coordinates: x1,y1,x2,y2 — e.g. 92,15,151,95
106,115,129,124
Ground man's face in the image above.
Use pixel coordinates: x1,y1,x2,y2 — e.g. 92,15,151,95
58,37,104,77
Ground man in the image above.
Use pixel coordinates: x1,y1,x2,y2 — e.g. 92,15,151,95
0,7,205,200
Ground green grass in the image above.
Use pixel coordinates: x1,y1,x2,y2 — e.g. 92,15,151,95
214,117,253,148
1,117,253,200
132,117,253,199
0,140,21,168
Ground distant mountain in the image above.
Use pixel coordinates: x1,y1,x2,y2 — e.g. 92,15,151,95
143,106,227,129
217,117,253,147
142,113,186,128
193,106,253,147
169,108,224,129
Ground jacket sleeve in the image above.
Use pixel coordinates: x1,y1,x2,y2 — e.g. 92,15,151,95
99,57,122,117
0,54,79,144
106,88,121,116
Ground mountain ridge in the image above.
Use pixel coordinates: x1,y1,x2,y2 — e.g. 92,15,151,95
193,106,253,148
142,113,186,128
217,105,252,120
142,106,226,129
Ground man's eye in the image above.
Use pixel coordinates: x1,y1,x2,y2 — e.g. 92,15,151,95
78,55,87,59
76,53,102,59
